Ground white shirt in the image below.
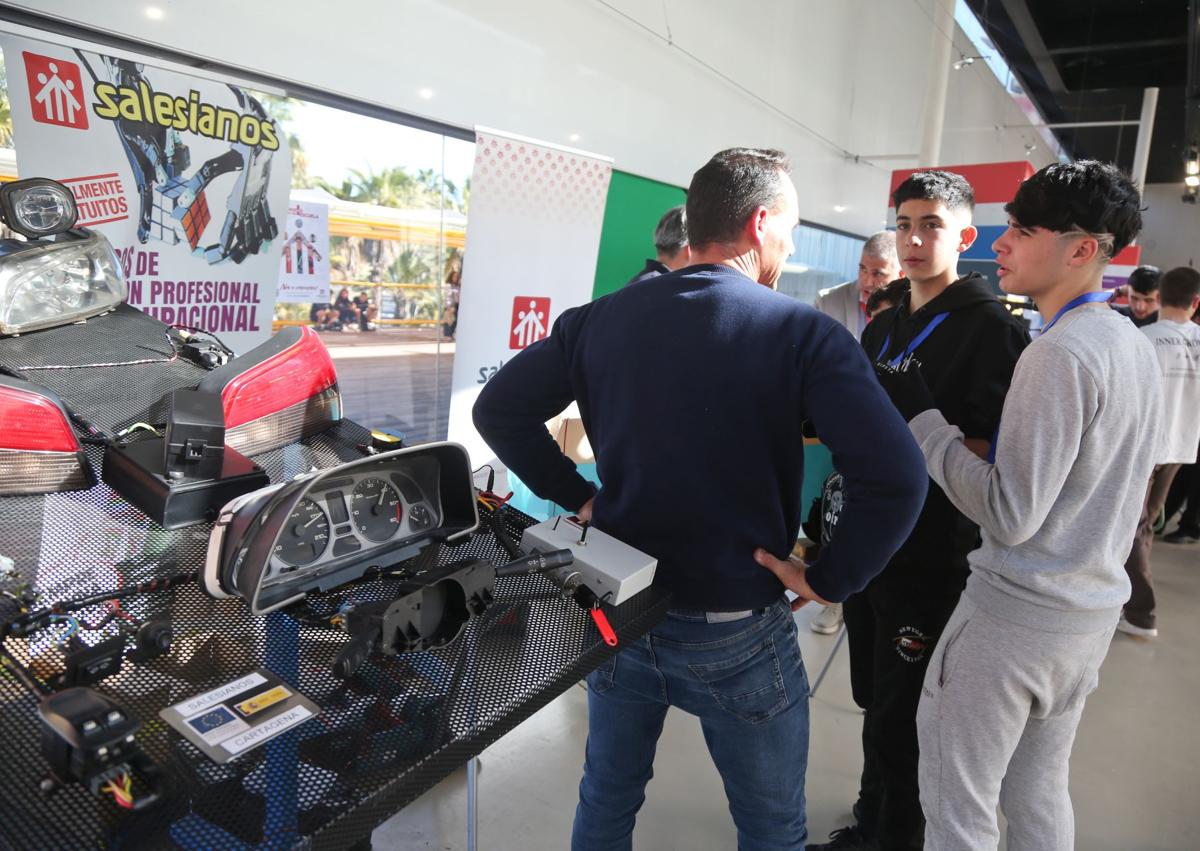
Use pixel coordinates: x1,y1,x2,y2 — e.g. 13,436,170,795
1141,319,1200,464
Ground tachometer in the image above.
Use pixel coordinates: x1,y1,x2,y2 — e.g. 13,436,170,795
351,477,403,542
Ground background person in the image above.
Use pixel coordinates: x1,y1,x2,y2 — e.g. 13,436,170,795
474,148,928,851
814,231,901,339
354,290,378,331
626,205,690,285
1111,264,1162,327
1119,265,1200,639
865,277,910,321
333,287,359,330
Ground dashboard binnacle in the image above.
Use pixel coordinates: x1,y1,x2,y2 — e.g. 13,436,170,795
265,467,442,588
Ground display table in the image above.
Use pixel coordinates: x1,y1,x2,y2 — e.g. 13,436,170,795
0,421,670,850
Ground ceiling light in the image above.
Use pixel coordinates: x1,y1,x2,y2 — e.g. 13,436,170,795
568,133,581,143
418,88,434,100
952,54,979,71
833,205,847,213
145,6,164,20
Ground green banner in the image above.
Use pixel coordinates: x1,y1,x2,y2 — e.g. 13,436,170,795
591,170,686,299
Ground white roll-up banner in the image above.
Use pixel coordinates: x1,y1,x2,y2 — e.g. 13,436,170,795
447,127,613,467
0,33,291,353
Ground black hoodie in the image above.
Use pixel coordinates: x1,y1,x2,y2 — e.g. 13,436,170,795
860,273,1030,586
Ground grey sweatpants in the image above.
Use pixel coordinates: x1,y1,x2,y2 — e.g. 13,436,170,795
916,595,1116,851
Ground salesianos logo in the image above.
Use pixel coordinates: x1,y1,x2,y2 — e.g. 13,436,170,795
510,296,550,350
23,52,88,129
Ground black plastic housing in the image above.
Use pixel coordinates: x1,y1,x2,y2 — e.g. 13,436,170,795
102,438,268,529
162,389,225,480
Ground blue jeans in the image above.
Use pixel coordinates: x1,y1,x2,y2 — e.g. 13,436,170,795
571,598,810,851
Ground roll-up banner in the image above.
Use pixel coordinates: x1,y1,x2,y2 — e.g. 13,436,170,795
0,34,291,353
447,127,613,466
276,200,330,304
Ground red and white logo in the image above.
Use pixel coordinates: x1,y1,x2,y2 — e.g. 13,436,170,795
510,296,550,349
23,52,88,130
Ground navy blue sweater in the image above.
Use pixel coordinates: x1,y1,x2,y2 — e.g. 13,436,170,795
472,265,928,610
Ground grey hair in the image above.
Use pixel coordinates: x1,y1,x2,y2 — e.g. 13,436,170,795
861,230,898,264
654,205,688,254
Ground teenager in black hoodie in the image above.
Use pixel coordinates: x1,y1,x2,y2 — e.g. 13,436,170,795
810,172,1028,851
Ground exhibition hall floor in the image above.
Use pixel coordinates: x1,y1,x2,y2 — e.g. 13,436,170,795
373,540,1200,850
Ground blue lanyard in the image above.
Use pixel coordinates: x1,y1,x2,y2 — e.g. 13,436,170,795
984,291,1113,464
1041,291,1112,334
878,312,949,368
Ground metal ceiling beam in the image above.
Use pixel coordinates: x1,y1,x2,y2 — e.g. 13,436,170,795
999,0,1069,94
1047,37,1188,56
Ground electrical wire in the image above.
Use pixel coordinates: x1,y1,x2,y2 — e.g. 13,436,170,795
13,331,182,372
169,324,235,357
102,772,135,809
0,637,50,696
2,571,197,639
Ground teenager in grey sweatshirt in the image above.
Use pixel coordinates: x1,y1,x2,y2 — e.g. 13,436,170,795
875,161,1164,851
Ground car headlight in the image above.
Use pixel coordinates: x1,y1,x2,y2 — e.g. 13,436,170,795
0,230,127,335
0,178,78,239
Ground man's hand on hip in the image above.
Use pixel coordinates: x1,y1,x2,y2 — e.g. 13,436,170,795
754,548,832,611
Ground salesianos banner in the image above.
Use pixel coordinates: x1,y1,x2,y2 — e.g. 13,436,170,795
447,127,613,466
1,34,291,352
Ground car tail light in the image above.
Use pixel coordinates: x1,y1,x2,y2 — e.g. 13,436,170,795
0,376,91,494
196,326,341,457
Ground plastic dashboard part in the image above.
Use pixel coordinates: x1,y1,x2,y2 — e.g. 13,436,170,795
203,442,479,614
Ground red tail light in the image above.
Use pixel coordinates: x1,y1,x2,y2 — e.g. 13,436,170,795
0,377,92,494
197,326,341,456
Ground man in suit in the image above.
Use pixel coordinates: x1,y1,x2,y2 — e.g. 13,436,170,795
814,231,901,340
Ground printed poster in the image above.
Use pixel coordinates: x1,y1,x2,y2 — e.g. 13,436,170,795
276,199,330,303
1,34,291,353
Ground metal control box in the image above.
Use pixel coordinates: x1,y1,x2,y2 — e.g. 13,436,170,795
520,515,657,605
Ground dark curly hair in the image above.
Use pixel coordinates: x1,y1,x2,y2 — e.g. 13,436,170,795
866,277,911,315
1004,160,1142,260
1126,265,1162,295
892,170,975,213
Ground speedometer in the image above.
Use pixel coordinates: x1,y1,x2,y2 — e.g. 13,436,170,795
351,477,403,542
274,498,330,567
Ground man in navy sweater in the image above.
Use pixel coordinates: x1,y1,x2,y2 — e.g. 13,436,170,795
473,148,928,851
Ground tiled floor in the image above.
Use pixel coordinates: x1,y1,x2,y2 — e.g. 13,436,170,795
373,540,1200,849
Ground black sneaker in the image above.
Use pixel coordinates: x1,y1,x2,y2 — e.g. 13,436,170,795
1164,526,1200,544
807,825,879,851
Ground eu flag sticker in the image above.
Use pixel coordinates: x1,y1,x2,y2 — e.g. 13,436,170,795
185,705,250,746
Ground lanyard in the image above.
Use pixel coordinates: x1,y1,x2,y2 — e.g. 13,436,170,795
878,312,949,368
1041,291,1112,334
985,291,1113,464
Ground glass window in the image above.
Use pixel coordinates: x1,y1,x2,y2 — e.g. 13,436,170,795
776,224,865,304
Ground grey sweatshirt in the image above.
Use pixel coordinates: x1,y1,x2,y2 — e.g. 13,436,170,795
908,302,1164,632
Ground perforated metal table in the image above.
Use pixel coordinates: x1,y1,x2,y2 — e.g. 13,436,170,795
0,308,670,850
